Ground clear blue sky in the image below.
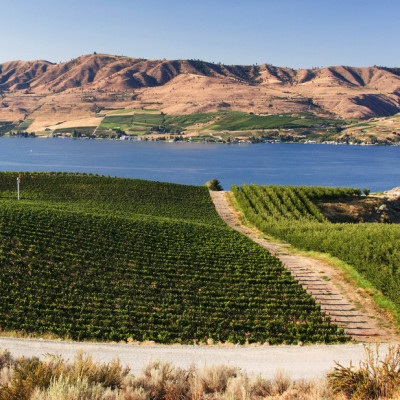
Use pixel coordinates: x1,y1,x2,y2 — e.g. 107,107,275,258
1,0,399,68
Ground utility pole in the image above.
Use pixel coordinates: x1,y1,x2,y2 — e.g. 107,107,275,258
17,173,21,200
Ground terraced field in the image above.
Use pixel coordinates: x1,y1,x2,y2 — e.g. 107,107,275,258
0,173,346,344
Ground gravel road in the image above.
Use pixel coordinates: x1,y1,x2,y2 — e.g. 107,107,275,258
0,337,392,380
209,191,398,342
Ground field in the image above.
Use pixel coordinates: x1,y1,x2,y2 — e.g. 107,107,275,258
341,113,400,143
205,112,345,131
0,122,16,135
99,113,164,133
0,173,346,344
163,112,222,132
232,184,400,319
53,126,96,135
95,110,345,137
14,119,34,131
107,108,135,115
2,104,350,141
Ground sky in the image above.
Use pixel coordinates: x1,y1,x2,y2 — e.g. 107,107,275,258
1,0,399,69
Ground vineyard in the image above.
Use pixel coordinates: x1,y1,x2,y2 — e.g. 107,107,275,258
232,184,400,317
0,172,346,344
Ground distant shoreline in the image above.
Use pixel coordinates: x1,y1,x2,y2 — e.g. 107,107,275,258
2,135,399,146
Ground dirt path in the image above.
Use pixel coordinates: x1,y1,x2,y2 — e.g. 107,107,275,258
0,337,391,381
210,191,399,343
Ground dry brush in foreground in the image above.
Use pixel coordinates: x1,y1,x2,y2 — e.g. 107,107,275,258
1,345,400,399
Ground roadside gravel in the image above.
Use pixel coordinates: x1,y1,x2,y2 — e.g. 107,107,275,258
0,337,391,380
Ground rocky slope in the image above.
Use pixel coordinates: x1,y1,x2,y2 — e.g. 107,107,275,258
1,53,399,122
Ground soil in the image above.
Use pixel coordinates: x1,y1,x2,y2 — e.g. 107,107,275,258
318,196,400,224
210,191,400,343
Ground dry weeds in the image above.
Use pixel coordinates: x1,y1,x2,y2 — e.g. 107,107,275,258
2,345,400,399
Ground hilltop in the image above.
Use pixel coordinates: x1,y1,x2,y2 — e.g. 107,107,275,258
0,54,400,133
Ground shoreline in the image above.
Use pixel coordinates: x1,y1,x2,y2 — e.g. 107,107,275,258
2,135,399,146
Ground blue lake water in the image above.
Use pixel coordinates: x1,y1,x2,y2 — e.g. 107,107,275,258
0,137,399,191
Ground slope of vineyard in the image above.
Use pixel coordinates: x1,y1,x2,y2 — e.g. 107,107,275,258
232,184,400,318
0,173,346,344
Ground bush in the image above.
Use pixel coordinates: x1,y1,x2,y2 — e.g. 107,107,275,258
31,377,107,400
363,188,370,196
0,349,15,370
205,179,223,191
328,344,400,399
0,352,129,400
0,357,54,400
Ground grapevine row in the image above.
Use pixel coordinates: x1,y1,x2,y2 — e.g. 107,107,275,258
0,174,347,344
232,184,400,314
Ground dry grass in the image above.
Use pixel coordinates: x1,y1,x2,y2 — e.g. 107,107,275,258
328,344,400,399
0,351,129,400
2,345,400,399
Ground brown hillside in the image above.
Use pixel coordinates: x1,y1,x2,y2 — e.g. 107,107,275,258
1,54,400,126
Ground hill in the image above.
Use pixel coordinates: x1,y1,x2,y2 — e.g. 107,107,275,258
0,173,346,344
0,54,400,131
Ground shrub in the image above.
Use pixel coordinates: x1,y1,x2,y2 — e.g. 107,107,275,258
328,344,400,399
205,179,223,191
30,376,107,400
0,349,15,370
65,352,130,390
0,352,129,400
134,360,190,400
191,365,239,395
0,357,54,400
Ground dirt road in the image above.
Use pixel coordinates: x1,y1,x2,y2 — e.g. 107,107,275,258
210,191,399,343
0,337,388,380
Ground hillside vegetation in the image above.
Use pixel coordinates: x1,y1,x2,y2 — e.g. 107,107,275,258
232,184,400,320
1,54,400,130
0,173,346,344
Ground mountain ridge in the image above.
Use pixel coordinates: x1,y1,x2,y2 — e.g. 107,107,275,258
1,53,400,124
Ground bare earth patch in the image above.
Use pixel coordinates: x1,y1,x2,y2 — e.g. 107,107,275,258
318,195,400,223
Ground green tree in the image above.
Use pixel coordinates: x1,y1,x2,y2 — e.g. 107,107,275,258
205,179,223,191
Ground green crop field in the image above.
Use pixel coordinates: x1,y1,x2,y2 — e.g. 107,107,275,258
100,113,163,132
16,119,34,131
0,122,17,135
0,173,346,344
95,111,345,136
132,113,163,125
232,184,400,319
164,113,221,132
100,115,134,128
206,112,343,131
108,109,134,115
53,126,96,134
134,108,162,112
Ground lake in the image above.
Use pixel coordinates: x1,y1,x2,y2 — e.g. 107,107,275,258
0,137,399,191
